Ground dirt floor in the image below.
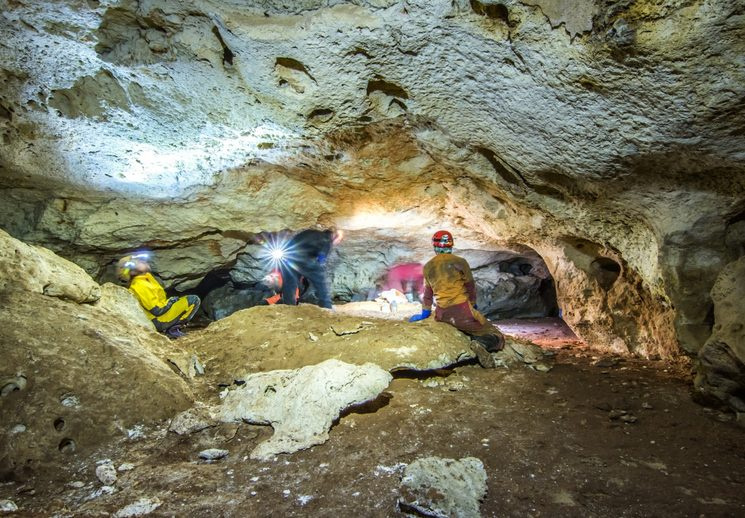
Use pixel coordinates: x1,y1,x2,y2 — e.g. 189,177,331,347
3,318,745,517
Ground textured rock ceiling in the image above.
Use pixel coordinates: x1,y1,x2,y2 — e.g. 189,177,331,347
0,0,744,372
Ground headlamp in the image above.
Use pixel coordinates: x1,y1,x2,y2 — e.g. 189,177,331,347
261,235,291,269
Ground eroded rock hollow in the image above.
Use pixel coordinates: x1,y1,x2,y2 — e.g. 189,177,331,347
1,0,745,491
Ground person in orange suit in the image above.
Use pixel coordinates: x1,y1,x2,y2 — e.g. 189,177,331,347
409,230,504,364
261,269,305,305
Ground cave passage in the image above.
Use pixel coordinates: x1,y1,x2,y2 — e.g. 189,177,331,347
171,230,571,345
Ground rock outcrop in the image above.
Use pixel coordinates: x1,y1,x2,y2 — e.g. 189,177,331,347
0,232,193,480
0,228,100,303
694,256,745,413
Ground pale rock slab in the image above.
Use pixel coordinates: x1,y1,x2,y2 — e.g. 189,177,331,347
114,497,162,517
198,448,229,461
398,456,488,518
219,359,392,460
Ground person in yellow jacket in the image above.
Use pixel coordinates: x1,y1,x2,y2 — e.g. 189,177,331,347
409,230,504,367
117,253,201,338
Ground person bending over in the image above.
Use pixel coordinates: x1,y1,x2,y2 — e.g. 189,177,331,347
279,228,341,310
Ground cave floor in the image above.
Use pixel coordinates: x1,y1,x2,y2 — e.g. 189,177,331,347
5,325,745,517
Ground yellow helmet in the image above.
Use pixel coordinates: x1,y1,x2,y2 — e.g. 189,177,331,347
116,253,150,282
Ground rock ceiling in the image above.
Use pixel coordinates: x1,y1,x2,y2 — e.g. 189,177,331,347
0,0,744,368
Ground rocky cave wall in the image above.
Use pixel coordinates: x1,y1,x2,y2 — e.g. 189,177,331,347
0,0,744,404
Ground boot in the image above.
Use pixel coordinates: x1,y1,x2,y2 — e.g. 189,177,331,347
166,325,186,339
472,333,504,353
469,340,496,369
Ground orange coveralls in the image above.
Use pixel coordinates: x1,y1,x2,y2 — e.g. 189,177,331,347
422,253,503,344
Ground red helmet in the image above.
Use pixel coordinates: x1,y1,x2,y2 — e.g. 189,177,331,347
432,230,454,249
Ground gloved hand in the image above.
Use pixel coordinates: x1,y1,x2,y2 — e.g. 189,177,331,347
408,309,431,322
317,253,327,265
473,303,478,310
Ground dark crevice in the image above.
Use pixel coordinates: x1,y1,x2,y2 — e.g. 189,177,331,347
727,208,745,225
470,0,511,25
58,438,76,453
391,359,477,378
367,79,409,99
474,146,525,187
212,26,235,66
336,391,393,422
275,57,316,83
389,98,408,111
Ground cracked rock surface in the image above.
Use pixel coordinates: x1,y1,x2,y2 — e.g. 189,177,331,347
398,456,487,518
219,359,393,460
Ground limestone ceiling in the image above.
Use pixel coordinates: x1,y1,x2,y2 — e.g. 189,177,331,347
1,0,744,358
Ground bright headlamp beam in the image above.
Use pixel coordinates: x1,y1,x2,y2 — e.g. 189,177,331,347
261,236,293,269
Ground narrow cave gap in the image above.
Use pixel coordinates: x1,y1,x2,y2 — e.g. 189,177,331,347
190,268,234,300
704,303,715,331
191,232,571,347
211,26,234,66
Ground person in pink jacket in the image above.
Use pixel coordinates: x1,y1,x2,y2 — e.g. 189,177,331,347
384,262,425,302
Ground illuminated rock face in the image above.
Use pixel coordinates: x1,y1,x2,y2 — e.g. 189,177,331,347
0,2,744,400
0,232,193,480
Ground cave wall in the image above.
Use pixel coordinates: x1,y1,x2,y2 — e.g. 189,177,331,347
0,0,744,405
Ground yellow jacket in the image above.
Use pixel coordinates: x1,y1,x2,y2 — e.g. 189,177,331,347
129,272,191,323
422,253,477,310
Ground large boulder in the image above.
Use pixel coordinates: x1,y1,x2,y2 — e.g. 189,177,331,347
694,256,745,413
0,236,193,480
182,304,477,382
